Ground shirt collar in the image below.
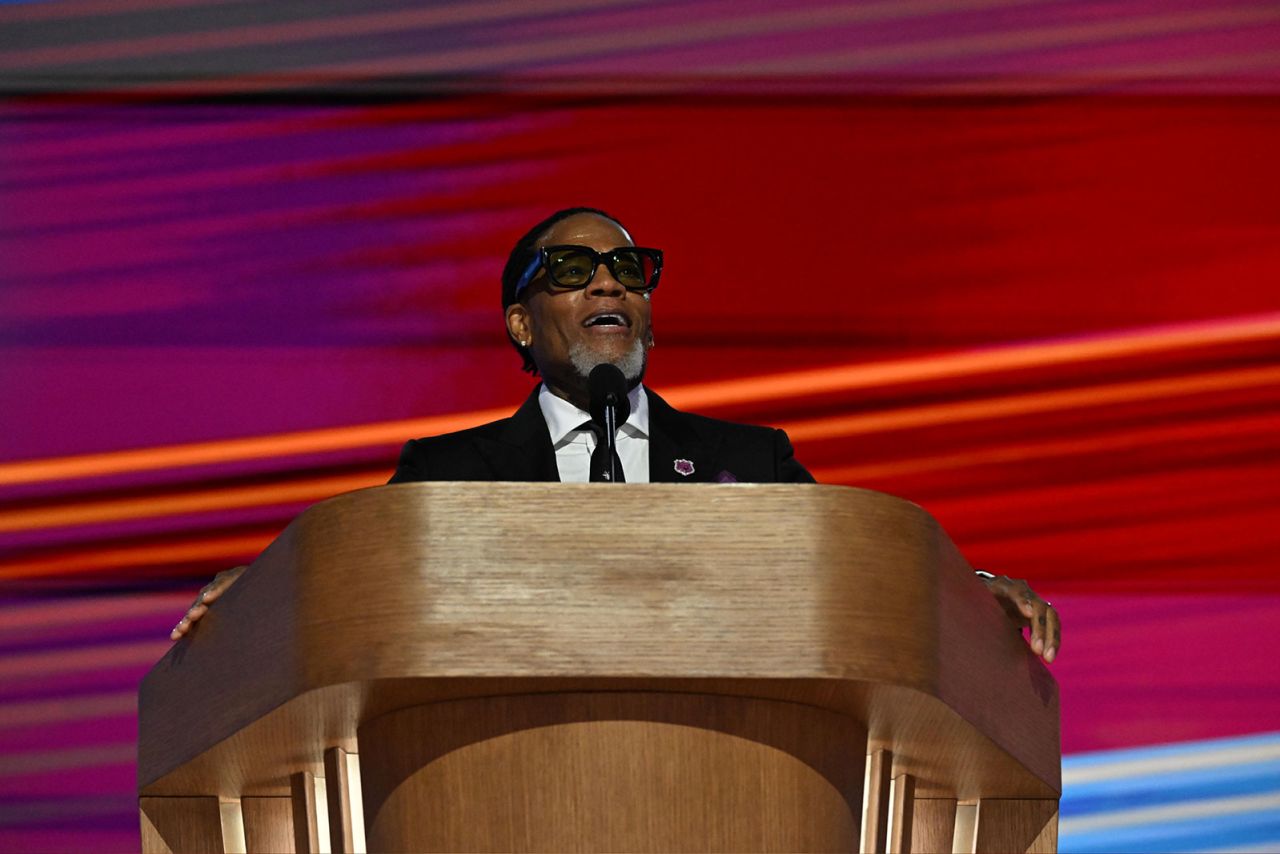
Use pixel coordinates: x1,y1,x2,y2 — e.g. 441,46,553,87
538,382,650,447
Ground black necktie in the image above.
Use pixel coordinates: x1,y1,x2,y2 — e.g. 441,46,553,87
582,421,626,483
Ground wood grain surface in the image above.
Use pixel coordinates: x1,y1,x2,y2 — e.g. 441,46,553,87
863,748,892,853
288,771,318,854
890,773,916,854
240,796,293,854
137,483,1060,849
358,691,865,852
322,747,354,854
974,798,1060,853
139,796,223,854
909,797,956,853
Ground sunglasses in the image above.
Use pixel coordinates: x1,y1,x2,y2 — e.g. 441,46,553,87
514,245,663,298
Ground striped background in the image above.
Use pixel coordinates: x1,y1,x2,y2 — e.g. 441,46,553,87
2,0,1279,94
1062,732,1280,853
2,1,1279,851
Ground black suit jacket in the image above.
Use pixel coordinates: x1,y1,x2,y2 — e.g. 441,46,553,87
389,386,814,484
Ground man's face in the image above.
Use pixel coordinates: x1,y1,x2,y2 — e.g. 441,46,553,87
506,213,654,401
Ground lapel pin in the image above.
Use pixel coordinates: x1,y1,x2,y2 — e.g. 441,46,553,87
674,459,695,477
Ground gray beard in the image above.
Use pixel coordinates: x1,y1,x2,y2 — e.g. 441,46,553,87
568,338,647,386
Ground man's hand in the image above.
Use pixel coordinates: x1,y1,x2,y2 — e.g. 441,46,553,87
170,565,247,641
979,573,1060,663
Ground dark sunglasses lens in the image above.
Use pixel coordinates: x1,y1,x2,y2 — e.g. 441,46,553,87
611,250,655,289
546,248,595,287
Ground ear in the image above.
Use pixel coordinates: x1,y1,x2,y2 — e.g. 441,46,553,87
506,303,532,347
645,325,655,349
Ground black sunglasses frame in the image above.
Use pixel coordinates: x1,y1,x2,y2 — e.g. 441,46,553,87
515,244,664,297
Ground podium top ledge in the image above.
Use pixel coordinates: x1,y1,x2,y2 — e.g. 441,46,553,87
139,483,1059,797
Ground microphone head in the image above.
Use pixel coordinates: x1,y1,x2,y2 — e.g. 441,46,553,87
588,363,631,426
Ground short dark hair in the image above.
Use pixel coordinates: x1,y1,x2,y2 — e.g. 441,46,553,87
500,206,628,375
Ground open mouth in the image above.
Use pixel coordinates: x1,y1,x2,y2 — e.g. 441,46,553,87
583,312,630,328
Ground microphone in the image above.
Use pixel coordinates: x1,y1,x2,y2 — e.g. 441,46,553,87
588,364,630,483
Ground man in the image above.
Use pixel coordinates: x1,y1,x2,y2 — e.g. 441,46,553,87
388,206,812,486
174,207,1061,662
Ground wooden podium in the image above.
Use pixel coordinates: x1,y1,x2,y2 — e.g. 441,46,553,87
138,483,1060,853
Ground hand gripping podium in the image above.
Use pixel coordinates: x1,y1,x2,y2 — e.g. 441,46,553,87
138,483,1060,853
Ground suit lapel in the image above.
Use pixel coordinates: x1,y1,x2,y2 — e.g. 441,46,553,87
646,389,716,483
476,385,560,482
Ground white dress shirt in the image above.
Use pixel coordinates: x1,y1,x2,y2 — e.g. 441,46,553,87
538,384,650,483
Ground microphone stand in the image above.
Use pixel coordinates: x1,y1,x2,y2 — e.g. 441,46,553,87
601,392,620,483
587,363,631,484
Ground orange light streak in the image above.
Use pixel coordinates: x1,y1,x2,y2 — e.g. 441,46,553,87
666,312,1280,412
780,364,1280,443
4,375,1279,578
811,410,1280,485
19,415,1278,583
1,312,1277,489
8,361,1280,539
0,409,506,488
0,534,275,581
0,472,385,535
